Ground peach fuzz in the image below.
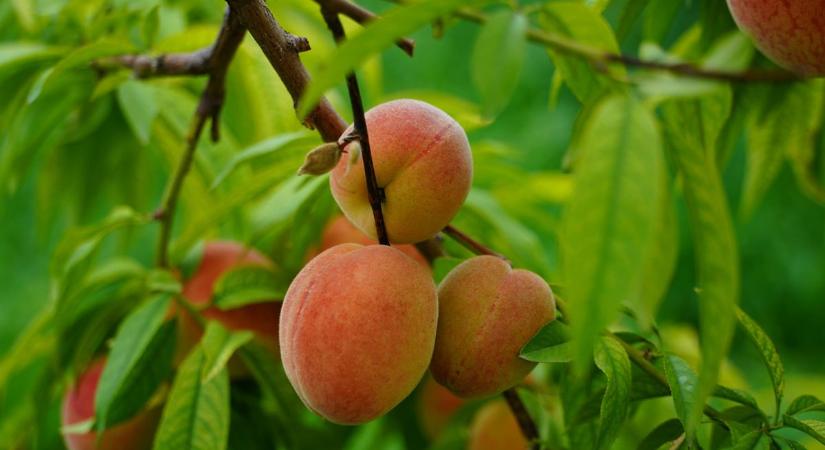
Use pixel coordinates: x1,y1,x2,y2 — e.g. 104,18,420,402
468,401,528,450
330,99,473,244
431,255,555,398
61,359,161,450
280,243,438,424
727,0,825,76
306,215,430,269
179,241,281,355
416,376,466,440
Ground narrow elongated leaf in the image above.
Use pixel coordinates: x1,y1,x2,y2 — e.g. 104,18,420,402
786,395,825,416
95,294,176,431
298,0,479,118
593,336,631,450
520,320,572,363
211,266,287,309
200,322,253,383
540,2,624,103
662,354,698,429
782,415,825,446
563,94,663,370
730,430,766,450
153,347,230,450
661,93,739,437
713,385,758,410
117,79,158,145
210,131,317,189
616,0,649,41
736,308,784,417
638,418,683,450
471,11,527,117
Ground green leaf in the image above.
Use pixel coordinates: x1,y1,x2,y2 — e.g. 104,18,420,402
0,43,62,81
662,354,698,430
638,418,683,450
540,2,624,103
782,415,825,446
736,308,784,418
210,131,317,189
153,346,230,450
298,0,479,118
593,336,631,450
615,0,648,42
432,256,463,285
729,430,766,450
786,395,825,416
95,294,176,431
713,385,759,410
200,322,253,383
563,94,664,371
117,79,159,145
211,265,286,310
471,10,527,117
520,320,572,363
661,93,739,437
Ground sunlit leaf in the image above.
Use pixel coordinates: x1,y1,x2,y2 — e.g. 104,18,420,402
593,336,631,450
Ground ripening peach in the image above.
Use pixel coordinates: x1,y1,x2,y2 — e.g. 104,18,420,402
178,241,281,355
431,256,555,398
330,99,473,244
416,376,466,440
468,401,528,450
280,244,438,424
306,215,430,269
727,0,825,76
61,359,161,450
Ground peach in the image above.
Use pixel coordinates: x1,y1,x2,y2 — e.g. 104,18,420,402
330,99,473,244
306,215,430,269
727,0,825,76
468,401,528,450
430,256,555,398
61,359,161,450
178,241,281,355
280,244,438,424
416,376,466,440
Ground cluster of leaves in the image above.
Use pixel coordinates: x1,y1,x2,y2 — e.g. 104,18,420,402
1,0,824,449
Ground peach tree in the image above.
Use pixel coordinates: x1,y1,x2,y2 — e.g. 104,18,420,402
0,0,824,449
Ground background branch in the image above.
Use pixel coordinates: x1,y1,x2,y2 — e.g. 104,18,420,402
316,0,415,56
155,8,246,267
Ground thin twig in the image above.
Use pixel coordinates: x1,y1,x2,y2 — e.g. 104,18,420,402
320,7,390,245
155,9,246,267
503,388,542,450
453,7,798,84
442,224,507,260
315,0,415,56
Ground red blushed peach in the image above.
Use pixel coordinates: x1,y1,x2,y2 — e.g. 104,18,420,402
468,401,528,450
330,99,473,244
431,256,555,398
178,241,281,358
280,244,438,424
305,215,430,269
61,359,161,450
727,0,825,76
416,376,466,440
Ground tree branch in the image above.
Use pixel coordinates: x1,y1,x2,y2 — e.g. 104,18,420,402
320,6,391,245
503,388,542,450
442,224,507,260
315,0,415,56
228,0,347,142
453,7,799,83
155,8,246,267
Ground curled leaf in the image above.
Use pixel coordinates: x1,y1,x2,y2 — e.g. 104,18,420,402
297,142,342,176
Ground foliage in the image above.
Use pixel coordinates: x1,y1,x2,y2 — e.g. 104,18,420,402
1,0,824,449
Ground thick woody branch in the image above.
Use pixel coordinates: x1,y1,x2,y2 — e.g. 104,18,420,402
155,8,245,267
228,0,347,142
315,0,415,56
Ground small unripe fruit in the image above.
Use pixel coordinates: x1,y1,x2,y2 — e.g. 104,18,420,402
727,0,825,76
416,376,466,440
431,256,555,398
331,99,473,244
179,241,281,355
307,215,430,269
468,401,528,450
61,359,161,450
280,244,438,424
